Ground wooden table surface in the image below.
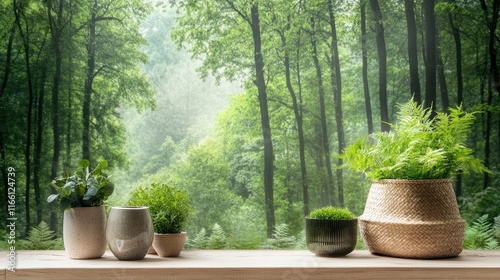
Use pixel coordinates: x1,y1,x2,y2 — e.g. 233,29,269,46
2,250,500,279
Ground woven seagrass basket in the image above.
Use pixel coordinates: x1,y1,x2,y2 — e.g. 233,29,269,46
359,178,465,259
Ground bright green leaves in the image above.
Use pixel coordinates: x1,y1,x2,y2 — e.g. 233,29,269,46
47,160,114,210
341,99,489,180
129,183,192,234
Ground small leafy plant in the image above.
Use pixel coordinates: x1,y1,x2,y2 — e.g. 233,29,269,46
47,159,114,210
341,99,489,180
308,206,356,220
129,183,192,234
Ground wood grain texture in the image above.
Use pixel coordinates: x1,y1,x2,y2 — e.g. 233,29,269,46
2,250,500,280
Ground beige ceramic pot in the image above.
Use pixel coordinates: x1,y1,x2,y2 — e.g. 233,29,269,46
106,206,154,260
63,206,106,259
152,232,187,257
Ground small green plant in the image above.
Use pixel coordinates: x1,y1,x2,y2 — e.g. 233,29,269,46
129,183,192,234
308,206,355,220
341,99,489,180
208,223,228,249
47,159,114,210
463,215,500,250
17,222,64,250
188,228,209,249
263,223,297,249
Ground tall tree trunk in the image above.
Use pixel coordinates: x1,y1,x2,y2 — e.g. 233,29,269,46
278,22,309,216
14,0,34,233
328,0,345,208
310,16,335,206
48,0,65,231
83,5,96,162
484,75,492,189
0,128,7,220
479,0,500,188
0,26,15,218
423,0,437,112
405,0,421,103
448,11,463,197
369,0,390,132
480,0,500,95
360,1,374,135
1,26,15,98
436,39,449,113
448,12,463,106
250,4,275,237
33,66,47,225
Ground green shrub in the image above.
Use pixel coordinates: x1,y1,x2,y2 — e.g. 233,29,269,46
129,183,192,234
341,100,488,180
308,206,355,220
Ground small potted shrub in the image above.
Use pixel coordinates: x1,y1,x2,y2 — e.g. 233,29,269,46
47,159,114,259
341,99,489,259
306,206,357,256
129,183,192,257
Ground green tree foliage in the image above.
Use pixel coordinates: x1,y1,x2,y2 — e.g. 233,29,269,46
0,0,156,236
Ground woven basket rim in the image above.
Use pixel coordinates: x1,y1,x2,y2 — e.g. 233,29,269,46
305,217,358,221
373,178,452,184
358,218,465,225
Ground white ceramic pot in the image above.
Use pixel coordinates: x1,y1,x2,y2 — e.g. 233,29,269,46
106,206,154,260
152,232,187,257
63,206,106,259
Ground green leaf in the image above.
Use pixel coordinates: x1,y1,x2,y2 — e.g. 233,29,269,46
47,194,58,203
83,186,99,201
77,159,90,169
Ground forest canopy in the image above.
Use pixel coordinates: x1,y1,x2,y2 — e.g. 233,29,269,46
0,0,499,247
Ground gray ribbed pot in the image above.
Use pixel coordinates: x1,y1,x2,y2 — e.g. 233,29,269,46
305,218,358,256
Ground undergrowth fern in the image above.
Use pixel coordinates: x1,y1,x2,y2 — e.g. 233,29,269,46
17,222,63,250
341,99,489,180
263,223,297,249
463,215,500,250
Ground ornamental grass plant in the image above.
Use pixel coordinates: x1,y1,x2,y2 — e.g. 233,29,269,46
341,99,489,180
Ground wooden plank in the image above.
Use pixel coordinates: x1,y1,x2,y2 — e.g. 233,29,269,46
3,250,500,280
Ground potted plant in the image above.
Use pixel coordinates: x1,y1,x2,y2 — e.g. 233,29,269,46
47,159,114,259
341,99,489,259
129,183,192,257
305,206,357,256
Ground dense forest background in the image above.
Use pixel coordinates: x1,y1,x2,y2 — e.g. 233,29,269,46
1,0,499,248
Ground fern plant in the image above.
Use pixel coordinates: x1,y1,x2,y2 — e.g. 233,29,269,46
187,228,208,249
263,223,297,249
341,99,489,180
17,222,63,250
463,215,500,250
208,223,228,249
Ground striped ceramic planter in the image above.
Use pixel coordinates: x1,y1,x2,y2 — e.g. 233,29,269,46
305,218,358,256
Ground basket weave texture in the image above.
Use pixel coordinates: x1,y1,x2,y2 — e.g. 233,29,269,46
359,179,465,259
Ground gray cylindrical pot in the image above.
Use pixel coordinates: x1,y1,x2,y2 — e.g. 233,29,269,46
305,218,358,256
106,206,154,260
